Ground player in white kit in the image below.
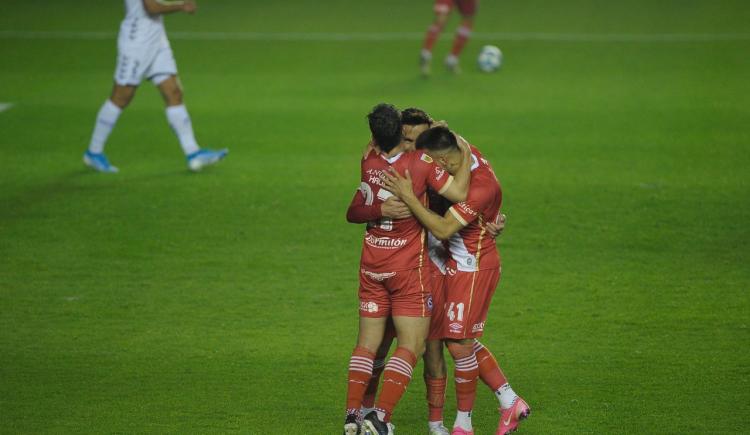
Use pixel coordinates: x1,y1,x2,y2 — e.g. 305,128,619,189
84,0,227,173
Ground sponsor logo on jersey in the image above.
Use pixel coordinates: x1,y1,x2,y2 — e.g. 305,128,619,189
360,301,379,313
434,166,446,180
361,268,397,282
445,266,457,276
457,202,478,217
471,321,485,333
365,234,408,249
449,322,463,333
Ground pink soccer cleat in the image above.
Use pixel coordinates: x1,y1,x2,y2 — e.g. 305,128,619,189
496,397,531,434
451,427,474,435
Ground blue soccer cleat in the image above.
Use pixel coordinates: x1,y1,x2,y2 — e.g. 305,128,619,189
187,148,228,172
83,150,119,173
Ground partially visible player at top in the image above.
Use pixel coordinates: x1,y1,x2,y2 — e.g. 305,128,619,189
384,126,530,435
83,0,227,173
342,103,471,435
420,0,478,75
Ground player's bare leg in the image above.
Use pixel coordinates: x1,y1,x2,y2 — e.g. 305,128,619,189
157,75,227,171
110,83,137,108
83,83,137,173
445,17,473,74
345,316,387,435
446,338,480,434
472,340,531,435
421,12,449,76
363,315,429,434
424,339,450,435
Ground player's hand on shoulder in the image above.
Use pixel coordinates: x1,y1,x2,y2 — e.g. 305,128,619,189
381,197,412,220
382,168,415,201
364,139,380,158
182,0,197,14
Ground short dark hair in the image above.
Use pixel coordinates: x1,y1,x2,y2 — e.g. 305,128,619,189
367,103,402,153
416,126,458,152
401,107,433,126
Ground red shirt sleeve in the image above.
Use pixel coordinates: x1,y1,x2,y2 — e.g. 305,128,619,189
346,188,382,223
419,153,452,193
448,183,491,226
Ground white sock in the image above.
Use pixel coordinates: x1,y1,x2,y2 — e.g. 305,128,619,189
421,48,432,60
88,100,122,154
360,407,374,418
428,420,445,430
445,54,459,66
453,411,472,431
496,383,518,409
165,104,200,155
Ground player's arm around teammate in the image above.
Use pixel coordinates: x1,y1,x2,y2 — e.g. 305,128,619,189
383,166,465,241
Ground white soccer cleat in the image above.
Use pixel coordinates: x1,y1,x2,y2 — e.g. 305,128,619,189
429,424,451,435
83,150,119,173
186,148,228,172
420,50,433,77
445,55,461,74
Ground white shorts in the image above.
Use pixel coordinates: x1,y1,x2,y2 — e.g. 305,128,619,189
114,39,178,86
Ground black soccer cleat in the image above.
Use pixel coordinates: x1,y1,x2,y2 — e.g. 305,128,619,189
362,411,392,435
343,413,360,435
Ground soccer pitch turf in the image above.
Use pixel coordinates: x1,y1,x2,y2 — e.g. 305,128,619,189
1,0,749,433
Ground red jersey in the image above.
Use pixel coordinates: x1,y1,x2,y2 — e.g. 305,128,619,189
357,149,453,272
446,149,502,272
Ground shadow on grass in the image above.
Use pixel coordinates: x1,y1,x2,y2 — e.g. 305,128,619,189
0,167,195,222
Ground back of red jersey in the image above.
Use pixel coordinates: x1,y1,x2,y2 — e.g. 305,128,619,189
446,150,502,271
357,149,452,272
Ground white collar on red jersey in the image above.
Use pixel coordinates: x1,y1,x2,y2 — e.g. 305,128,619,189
470,153,479,171
380,151,403,164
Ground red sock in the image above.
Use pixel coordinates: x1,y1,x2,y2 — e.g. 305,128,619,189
346,346,376,416
362,358,385,409
450,25,472,57
425,375,447,422
448,343,479,412
375,347,417,422
473,341,507,391
423,23,444,52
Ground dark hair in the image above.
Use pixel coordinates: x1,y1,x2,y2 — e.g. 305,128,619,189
415,126,458,151
401,107,433,126
367,103,402,153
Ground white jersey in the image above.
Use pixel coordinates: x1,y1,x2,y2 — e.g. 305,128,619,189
119,0,168,48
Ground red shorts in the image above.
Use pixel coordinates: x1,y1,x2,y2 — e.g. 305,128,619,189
434,0,478,17
428,266,447,341
359,266,432,318
441,266,500,339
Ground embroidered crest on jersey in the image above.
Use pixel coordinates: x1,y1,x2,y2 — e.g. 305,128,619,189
421,153,433,163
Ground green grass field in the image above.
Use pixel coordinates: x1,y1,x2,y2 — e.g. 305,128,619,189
1,0,749,433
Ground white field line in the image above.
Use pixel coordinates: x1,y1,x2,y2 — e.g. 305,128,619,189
0,30,749,43
0,102,14,113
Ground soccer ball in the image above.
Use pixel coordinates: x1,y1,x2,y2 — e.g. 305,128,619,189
477,45,503,72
